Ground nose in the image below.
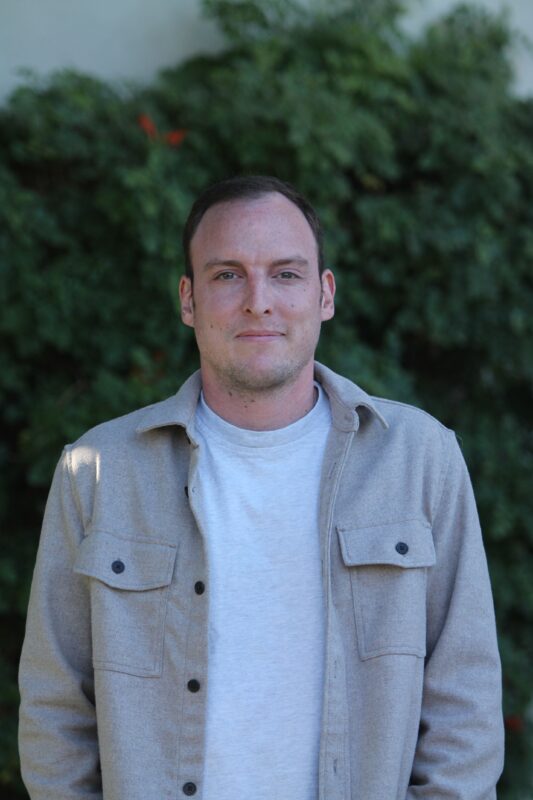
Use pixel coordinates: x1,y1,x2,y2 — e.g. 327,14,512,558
243,275,272,316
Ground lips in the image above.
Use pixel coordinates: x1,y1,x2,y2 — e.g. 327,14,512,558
236,331,284,338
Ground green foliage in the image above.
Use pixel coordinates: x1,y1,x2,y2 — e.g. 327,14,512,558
1,0,532,795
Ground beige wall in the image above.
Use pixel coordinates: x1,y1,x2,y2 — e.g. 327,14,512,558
1,0,532,103
0,0,223,102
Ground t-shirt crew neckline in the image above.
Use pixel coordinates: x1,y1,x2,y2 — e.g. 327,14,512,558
196,382,328,449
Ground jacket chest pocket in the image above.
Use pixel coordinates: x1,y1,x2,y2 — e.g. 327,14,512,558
74,530,177,677
337,521,435,660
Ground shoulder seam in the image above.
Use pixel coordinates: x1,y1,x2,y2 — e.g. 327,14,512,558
63,445,85,527
432,428,456,524
72,401,162,445
370,396,451,433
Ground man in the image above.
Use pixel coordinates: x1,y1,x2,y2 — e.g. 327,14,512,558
19,175,504,799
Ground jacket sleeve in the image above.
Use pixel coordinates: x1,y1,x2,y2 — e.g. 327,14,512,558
18,447,102,800
407,431,505,799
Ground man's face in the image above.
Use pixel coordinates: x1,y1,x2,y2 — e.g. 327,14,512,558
179,192,335,395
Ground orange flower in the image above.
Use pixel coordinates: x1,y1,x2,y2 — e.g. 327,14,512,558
138,114,158,139
164,129,187,147
504,715,525,733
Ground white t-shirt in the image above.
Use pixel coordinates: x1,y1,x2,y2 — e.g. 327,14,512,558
192,384,332,800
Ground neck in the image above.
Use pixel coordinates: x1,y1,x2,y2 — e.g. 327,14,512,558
200,365,317,431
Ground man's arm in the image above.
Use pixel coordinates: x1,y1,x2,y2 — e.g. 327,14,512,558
19,448,102,800
407,431,505,799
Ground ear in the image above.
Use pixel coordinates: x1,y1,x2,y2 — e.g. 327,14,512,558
320,269,336,321
179,276,195,328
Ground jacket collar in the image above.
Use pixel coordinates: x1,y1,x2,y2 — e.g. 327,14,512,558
314,362,388,432
135,362,388,438
136,370,202,439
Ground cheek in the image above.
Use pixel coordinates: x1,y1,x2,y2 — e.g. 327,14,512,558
193,293,226,321
289,296,322,321
201,289,239,314
193,303,234,338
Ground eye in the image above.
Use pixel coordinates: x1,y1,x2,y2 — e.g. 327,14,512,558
277,271,300,280
215,271,238,281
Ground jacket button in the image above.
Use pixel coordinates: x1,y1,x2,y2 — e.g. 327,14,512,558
187,679,200,693
111,560,125,574
395,542,409,555
194,581,205,595
183,782,197,796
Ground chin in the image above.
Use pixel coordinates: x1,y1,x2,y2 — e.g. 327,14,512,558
221,360,304,394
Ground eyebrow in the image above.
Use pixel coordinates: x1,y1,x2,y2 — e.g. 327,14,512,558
202,255,309,271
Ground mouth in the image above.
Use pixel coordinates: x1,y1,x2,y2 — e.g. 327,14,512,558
236,331,284,340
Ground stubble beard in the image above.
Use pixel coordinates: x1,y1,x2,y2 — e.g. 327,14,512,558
211,341,319,400
217,359,304,397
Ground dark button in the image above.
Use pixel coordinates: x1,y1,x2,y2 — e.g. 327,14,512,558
184,486,189,498
395,542,409,555
194,581,205,595
187,679,200,693
183,783,197,796
111,560,125,574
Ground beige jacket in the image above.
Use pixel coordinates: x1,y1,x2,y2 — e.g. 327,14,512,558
19,363,504,799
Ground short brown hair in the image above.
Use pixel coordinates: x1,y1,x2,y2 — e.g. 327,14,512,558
182,175,324,279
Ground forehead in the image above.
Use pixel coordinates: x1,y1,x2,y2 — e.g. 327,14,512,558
190,192,317,261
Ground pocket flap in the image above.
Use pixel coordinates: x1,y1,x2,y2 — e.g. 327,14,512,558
74,530,176,590
337,520,435,568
